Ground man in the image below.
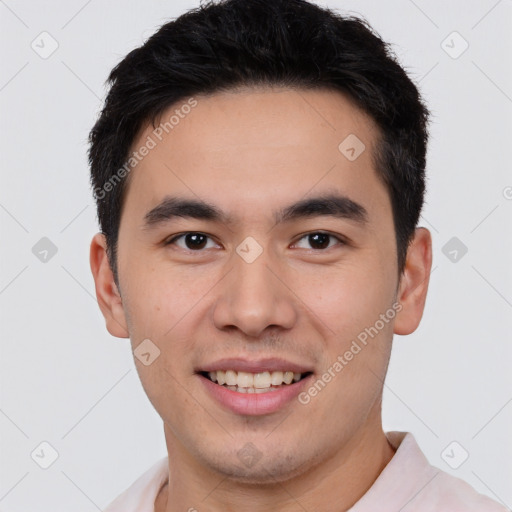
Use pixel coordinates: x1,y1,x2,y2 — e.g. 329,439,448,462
88,0,507,510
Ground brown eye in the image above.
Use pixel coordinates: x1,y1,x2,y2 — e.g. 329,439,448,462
166,232,218,251
308,233,330,249
183,233,208,249
293,232,343,250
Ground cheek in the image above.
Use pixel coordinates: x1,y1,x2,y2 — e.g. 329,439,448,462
302,261,396,338
121,260,217,337
302,267,395,418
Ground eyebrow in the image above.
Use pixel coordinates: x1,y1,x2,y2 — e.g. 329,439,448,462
142,194,368,229
277,194,368,225
143,196,230,227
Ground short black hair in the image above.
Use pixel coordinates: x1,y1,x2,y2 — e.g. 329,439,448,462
89,0,430,283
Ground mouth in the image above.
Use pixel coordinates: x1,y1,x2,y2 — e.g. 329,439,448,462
199,370,313,394
196,361,314,415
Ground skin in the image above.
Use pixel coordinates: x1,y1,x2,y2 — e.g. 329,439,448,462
90,87,432,512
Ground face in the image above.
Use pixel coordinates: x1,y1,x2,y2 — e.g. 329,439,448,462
91,87,431,484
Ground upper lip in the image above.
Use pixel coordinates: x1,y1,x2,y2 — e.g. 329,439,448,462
197,357,314,374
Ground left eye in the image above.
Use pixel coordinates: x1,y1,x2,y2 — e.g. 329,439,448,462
166,232,219,251
293,232,343,250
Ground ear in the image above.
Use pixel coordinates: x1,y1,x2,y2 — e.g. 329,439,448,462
394,227,433,335
89,232,129,338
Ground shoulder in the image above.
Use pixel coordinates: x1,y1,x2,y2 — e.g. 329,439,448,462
350,432,508,512
422,468,509,512
103,456,169,512
391,432,508,512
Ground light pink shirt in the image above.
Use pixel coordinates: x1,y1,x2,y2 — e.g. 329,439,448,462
104,431,508,511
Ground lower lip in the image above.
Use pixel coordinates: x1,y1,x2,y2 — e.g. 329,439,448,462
199,374,312,416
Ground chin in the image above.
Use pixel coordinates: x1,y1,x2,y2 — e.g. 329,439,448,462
201,449,313,485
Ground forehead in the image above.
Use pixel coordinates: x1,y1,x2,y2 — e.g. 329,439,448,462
122,86,387,223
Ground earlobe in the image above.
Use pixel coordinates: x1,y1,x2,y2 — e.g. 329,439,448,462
393,227,433,336
89,233,129,338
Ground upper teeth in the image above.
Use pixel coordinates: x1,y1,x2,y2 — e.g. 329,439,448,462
207,370,302,388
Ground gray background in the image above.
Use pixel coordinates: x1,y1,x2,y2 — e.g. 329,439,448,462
1,0,511,510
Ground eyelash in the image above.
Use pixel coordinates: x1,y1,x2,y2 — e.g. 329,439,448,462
164,231,346,252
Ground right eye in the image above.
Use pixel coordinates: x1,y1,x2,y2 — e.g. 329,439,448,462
165,232,221,251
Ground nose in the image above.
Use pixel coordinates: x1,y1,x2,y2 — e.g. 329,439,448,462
212,249,298,338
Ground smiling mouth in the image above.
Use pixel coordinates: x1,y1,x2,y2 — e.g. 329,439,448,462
200,370,313,393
